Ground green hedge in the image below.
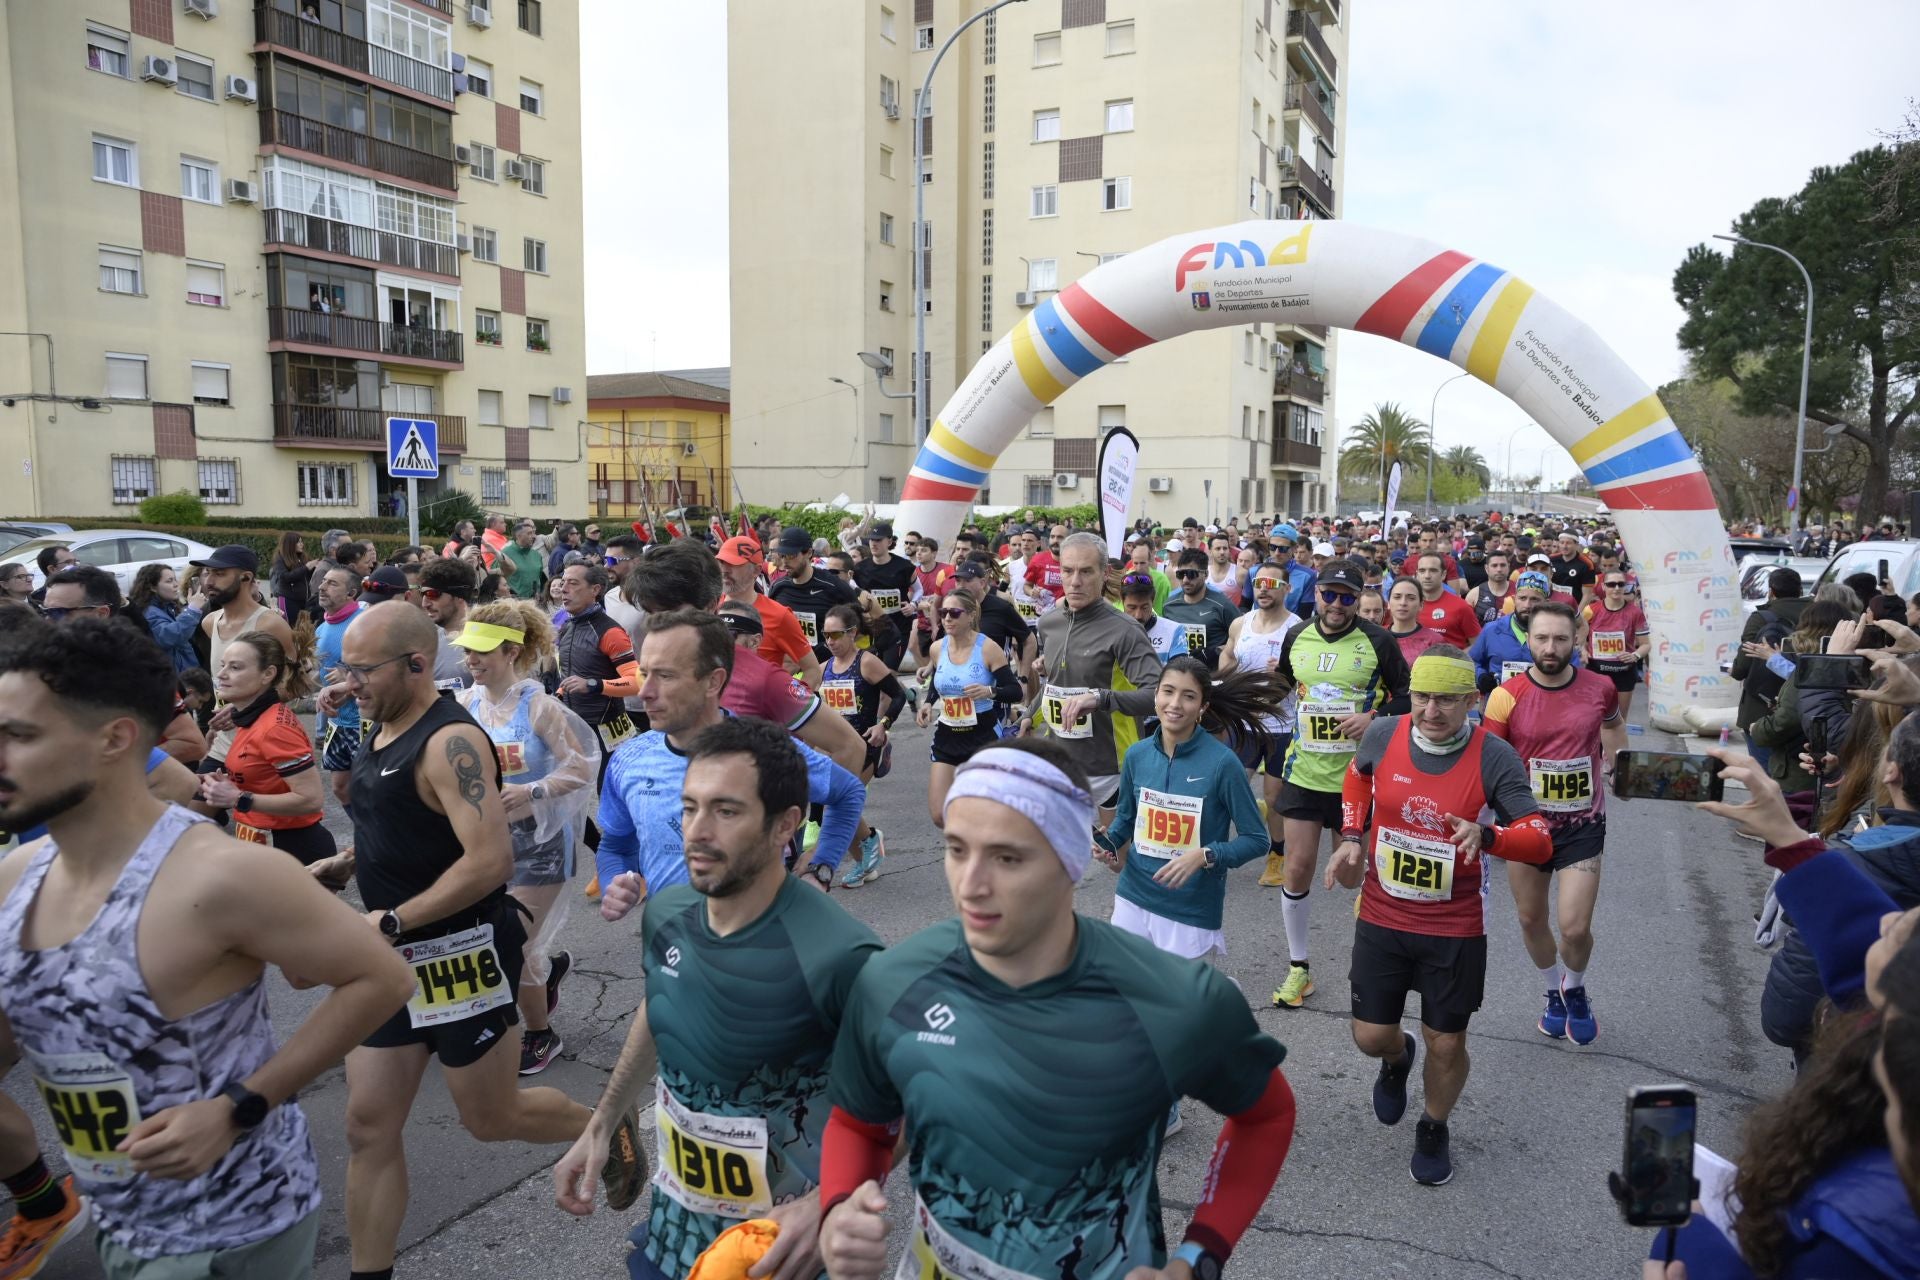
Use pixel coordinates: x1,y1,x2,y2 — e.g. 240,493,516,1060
737,503,1099,543
51,522,415,564
48,514,410,537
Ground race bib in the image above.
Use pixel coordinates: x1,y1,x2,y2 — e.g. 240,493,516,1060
822,679,858,717
1181,624,1209,655
497,741,529,778
939,695,979,729
1592,631,1628,659
28,1051,142,1183
797,613,818,644
654,1082,772,1219
598,713,638,750
1530,755,1595,813
1134,789,1202,861
1375,827,1457,902
897,1194,1048,1280
400,924,512,1028
234,821,270,847
1042,686,1092,740
872,588,903,613
1298,700,1357,753
1015,599,1039,620
1502,660,1533,681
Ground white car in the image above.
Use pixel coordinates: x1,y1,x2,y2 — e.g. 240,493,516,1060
1,530,217,595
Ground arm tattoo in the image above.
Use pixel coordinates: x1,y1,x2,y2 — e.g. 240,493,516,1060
444,734,488,819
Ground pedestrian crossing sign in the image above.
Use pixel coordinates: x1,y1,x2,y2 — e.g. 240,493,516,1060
387,417,439,478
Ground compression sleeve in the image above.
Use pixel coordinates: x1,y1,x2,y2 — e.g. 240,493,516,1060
991,663,1024,704
1340,757,1374,836
1182,1069,1296,1262
819,1107,898,1216
598,626,640,698
874,671,908,725
1488,813,1553,865
804,746,867,870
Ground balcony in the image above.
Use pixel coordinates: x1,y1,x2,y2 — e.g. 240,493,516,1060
261,108,457,190
1271,436,1323,471
256,5,454,103
264,208,460,278
1285,9,1339,84
1282,163,1336,217
269,307,463,366
274,403,466,452
1275,366,1325,405
1282,78,1335,142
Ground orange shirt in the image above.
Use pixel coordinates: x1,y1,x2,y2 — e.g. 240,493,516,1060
753,594,813,672
225,698,321,832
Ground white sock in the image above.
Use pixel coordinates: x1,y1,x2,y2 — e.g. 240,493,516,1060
1563,966,1586,991
1281,889,1310,964
1539,962,1561,995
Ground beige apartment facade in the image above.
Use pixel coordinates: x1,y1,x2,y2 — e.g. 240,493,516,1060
0,0,588,522
729,0,1348,522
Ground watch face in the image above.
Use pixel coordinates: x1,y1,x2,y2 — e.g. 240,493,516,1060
1194,1254,1222,1280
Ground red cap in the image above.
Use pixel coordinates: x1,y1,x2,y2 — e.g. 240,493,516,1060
717,535,764,567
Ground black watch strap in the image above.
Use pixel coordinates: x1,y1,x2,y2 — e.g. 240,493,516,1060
222,1083,270,1132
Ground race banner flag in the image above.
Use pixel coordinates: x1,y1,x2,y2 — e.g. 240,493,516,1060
1097,426,1141,561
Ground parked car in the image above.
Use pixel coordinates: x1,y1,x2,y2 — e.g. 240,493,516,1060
0,531,216,595
0,525,58,557
0,521,74,539
1816,540,1920,600
1728,536,1793,566
1738,555,1831,614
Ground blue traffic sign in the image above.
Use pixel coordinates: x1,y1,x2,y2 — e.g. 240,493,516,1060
1786,485,1800,511
387,417,439,479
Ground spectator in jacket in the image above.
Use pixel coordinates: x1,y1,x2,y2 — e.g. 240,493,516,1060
129,563,207,672
1748,602,1850,798
1731,569,1810,771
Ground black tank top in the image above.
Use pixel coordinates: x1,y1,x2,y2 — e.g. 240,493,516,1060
350,694,501,923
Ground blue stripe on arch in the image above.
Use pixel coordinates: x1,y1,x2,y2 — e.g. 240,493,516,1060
914,449,991,487
1032,296,1105,378
1414,263,1505,359
1582,430,1693,487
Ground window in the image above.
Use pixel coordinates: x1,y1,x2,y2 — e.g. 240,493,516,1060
376,184,456,245
475,309,502,345
879,212,894,245
1098,251,1125,264
185,261,225,306
468,142,496,181
919,156,932,184
879,144,894,178
111,456,157,505
470,225,499,262
262,156,379,227
915,24,934,50
481,468,509,504
982,75,995,133
878,412,894,443
880,6,895,41
465,58,492,98
190,361,230,406
523,237,548,273
1025,475,1053,505
1257,408,1267,442
980,274,992,331
1033,31,1061,65
1106,19,1134,55
87,24,129,76
528,393,551,428
105,353,147,400
878,280,894,312
1027,258,1057,291
519,157,546,195
180,157,219,205
878,476,898,503
1030,184,1058,218
478,389,502,424
982,141,995,198
1244,332,1256,364
1105,99,1133,132
197,459,239,504
981,207,993,265
518,79,544,115
176,54,214,102
1098,405,1126,438
298,460,358,506
526,318,550,352
99,246,141,295
92,135,136,187
1033,109,1060,142
529,469,556,505
880,75,899,114
984,10,997,62
878,346,895,372
1102,176,1131,210
1241,406,1252,438
1029,406,1055,437
369,0,452,67
517,0,541,35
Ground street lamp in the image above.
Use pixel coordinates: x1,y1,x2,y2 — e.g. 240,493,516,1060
913,0,1030,444
856,350,914,401
1503,422,1533,506
1426,370,1471,513
1713,233,1814,531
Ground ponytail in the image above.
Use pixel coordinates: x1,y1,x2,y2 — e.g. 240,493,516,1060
1158,655,1292,748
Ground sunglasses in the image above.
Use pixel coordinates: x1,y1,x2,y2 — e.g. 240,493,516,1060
362,577,405,595
1604,580,1628,588
1252,577,1284,589
822,628,850,638
1318,588,1359,606
1120,572,1154,587
939,607,968,619
420,587,471,602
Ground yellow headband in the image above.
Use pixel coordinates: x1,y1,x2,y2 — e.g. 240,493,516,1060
450,620,526,652
1409,654,1477,696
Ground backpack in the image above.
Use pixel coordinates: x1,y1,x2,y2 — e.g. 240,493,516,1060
1745,608,1794,703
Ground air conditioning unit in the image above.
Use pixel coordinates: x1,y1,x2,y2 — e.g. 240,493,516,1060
140,55,177,85
503,158,526,181
681,442,698,457
1148,476,1172,493
454,144,472,165
224,74,256,102
552,386,573,404
882,99,900,119
456,233,472,253
184,0,218,17
1275,144,1295,168
1054,471,1078,489
1014,291,1035,307
225,178,258,203
1270,341,1288,359
467,4,492,27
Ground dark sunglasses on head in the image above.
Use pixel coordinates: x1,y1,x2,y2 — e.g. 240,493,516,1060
1318,587,1358,606
1120,572,1154,588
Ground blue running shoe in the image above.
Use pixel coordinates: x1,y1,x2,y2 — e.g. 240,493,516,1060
1538,989,1568,1039
1410,1117,1453,1186
839,828,886,889
1562,984,1598,1045
1372,1031,1416,1126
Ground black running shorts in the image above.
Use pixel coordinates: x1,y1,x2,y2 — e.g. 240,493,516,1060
1349,918,1488,1035
364,901,527,1068
1276,778,1343,828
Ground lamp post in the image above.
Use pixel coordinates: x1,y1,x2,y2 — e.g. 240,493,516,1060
1504,421,1532,508
1426,370,1470,514
913,0,1029,445
1713,233,1814,531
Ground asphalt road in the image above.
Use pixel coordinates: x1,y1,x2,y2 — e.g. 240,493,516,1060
10,694,1784,1280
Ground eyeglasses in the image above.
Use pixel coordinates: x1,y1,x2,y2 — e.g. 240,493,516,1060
1318,588,1359,606
822,628,850,638
340,653,415,683
420,587,471,603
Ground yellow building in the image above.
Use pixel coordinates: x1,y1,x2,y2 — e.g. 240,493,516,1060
728,0,1349,521
585,370,732,521
0,0,588,519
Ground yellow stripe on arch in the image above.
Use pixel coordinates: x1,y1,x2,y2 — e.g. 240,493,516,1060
1570,393,1670,466
1465,277,1535,386
1011,315,1069,404
930,421,997,471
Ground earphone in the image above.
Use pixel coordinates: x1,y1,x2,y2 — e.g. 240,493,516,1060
408,657,423,673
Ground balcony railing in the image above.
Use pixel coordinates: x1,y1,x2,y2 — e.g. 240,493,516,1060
1271,437,1323,470
256,5,454,103
1285,9,1339,83
1275,366,1325,404
274,403,466,451
263,208,461,277
1282,77,1335,140
261,108,457,190
368,44,454,102
1282,164,1336,217
407,0,454,14
269,307,464,365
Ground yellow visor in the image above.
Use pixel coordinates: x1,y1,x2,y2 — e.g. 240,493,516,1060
1409,654,1477,696
451,620,525,652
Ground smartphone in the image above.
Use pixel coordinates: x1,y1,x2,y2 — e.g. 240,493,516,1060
1797,653,1870,691
1620,1085,1697,1227
1612,750,1725,803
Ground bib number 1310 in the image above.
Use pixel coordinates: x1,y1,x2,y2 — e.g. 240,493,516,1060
668,1128,756,1200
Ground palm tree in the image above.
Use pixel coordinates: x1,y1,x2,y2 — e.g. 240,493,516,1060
1338,403,1431,499
1440,444,1491,489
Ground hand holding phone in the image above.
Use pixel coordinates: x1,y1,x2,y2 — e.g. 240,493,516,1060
1612,750,1725,803
1615,1085,1697,1228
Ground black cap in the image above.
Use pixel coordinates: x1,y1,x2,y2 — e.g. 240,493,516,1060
361,566,411,596
1316,559,1367,592
776,526,813,556
954,560,989,580
189,544,259,573
867,522,895,540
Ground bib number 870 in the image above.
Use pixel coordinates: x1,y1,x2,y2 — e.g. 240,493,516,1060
669,1129,756,1200
1387,848,1445,892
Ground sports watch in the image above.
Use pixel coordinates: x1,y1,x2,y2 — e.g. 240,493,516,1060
222,1083,270,1132
806,862,834,891
1174,1241,1222,1280
379,909,405,939
234,792,255,814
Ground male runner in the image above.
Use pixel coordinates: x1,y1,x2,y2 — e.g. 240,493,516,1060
852,523,916,674
414,556,477,692
1160,549,1239,665
1468,570,1553,693
1268,559,1410,1007
1119,572,1187,665
817,739,1297,1280
1220,561,1304,887
768,526,861,656
957,556,1037,689
1547,531,1598,606
553,717,882,1280
0,617,414,1276
1205,532,1244,608
1581,570,1651,719
1023,526,1067,604
556,561,643,754
1265,525,1319,616
719,537,821,687
313,566,366,808
1482,602,1625,1045
907,536,956,669
1411,552,1482,649
1464,549,1516,626
336,603,638,1280
1324,648,1552,1184
195,546,294,767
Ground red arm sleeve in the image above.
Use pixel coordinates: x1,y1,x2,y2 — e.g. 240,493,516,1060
1339,760,1373,836
597,626,640,698
819,1106,898,1216
1489,812,1554,865
1183,1069,1296,1261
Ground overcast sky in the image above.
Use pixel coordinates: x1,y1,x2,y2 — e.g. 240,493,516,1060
581,0,1918,482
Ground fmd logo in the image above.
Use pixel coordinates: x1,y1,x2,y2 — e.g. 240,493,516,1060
1699,607,1733,624
1657,638,1699,659
1695,574,1734,595
1172,225,1314,291
1663,549,1710,570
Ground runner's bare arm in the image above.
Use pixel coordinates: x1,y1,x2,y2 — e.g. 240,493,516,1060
1218,616,1244,673
796,697,868,776
147,753,200,804
399,726,516,928
1601,716,1628,782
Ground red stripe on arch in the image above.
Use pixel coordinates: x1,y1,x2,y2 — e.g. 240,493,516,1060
902,475,981,503
1594,470,1718,511
1056,284,1154,357
1353,250,1473,341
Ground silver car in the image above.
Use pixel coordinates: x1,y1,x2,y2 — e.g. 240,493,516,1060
1,530,217,595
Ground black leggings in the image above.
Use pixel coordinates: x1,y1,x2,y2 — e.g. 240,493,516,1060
270,822,337,866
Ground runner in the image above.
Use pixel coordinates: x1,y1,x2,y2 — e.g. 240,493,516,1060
1547,531,1598,607
454,601,601,1076
1120,571,1187,665
767,526,861,657
335,602,634,1280
552,716,883,1280
1468,570,1554,694
1160,549,1239,665
194,546,295,769
1266,525,1319,615
313,566,368,809
1482,602,1625,1046
415,557,478,691
1323,648,1553,1184
917,591,1024,828
196,631,337,865
852,522,916,676
1221,561,1305,888
1385,577,1448,676
1268,559,1410,1008
1582,570,1651,719
1205,531,1244,607
0,616,414,1278
1023,525,1066,604
1465,549,1516,626
956,555,1037,691
554,560,642,760
1411,552,1482,649
907,536,956,672
818,605,905,889
817,739,1298,1280
718,536,821,688
1355,587,1386,625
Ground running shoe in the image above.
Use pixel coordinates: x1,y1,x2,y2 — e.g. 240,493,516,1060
1257,851,1286,887
1562,983,1598,1046
1538,988,1568,1039
1270,963,1314,1008
874,739,894,779
839,829,887,889
0,1184,89,1280
801,820,821,854
1372,1031,1416,1126
584,875,601,902
545,949,573,1016
1411,1117,1454,1186
519,1027,564,1076
602,1109,648,1212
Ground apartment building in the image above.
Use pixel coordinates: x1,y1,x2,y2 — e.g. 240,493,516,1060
0,0,587,521
585,369,732,522
728,0,1348,521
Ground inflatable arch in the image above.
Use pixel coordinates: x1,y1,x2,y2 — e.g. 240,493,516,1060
896,219,1742,730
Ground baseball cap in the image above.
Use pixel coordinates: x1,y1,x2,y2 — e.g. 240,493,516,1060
1269,522,1301,543
1313,541,1335,557
954,560,989,580
867,521,895,540
1526,551,1553,566
775,526,813,556
716,535,764,567
1388,549,1408,565
190,544,259,573
361,566,411,596
451,619,525,653
1316,560,1366,592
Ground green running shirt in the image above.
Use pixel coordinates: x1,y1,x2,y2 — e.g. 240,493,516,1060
1276,617,1410,794
829,916,1283,1280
